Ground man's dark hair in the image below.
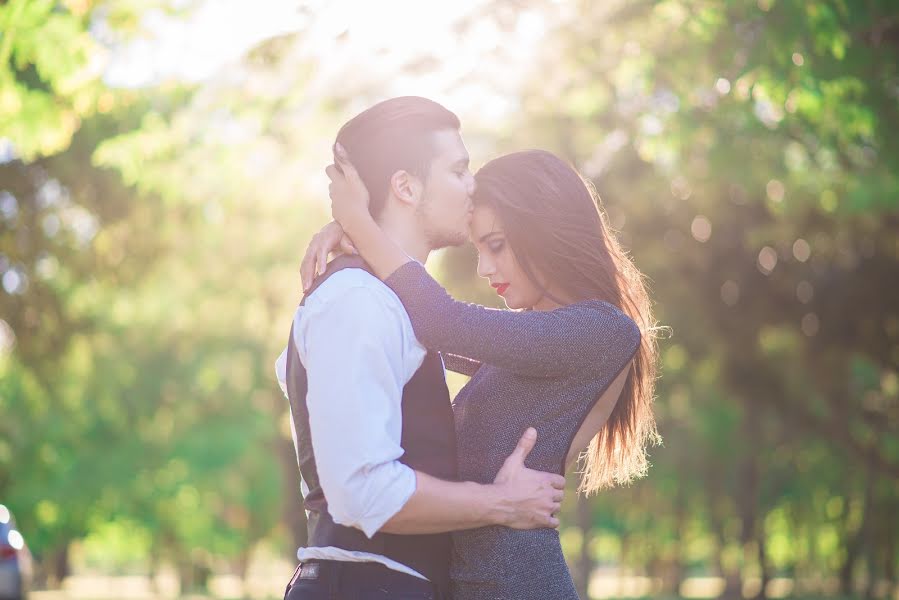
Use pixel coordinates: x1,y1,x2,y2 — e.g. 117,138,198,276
334,96,460,218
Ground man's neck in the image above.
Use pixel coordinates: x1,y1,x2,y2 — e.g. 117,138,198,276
377,211,431,264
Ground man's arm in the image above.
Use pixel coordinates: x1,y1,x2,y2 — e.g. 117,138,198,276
299,278,563,538
382,427,564,534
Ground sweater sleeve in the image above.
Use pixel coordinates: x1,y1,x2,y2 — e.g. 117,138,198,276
385,261,641,378
443,353,482,377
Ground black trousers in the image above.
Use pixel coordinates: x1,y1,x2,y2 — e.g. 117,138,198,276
284,560,441,600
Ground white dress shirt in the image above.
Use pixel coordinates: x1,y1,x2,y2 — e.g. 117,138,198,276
274,267,432,580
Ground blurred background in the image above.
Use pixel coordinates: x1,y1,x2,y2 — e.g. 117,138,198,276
1,0,897,599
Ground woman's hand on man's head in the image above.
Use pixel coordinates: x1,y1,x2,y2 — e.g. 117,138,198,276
326,143,372,229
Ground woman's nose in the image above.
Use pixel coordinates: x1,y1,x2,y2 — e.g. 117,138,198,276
477,253,494,278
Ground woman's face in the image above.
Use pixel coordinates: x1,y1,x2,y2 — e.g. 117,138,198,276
469,204,546,310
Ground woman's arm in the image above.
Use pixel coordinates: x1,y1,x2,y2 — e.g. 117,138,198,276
443,353,482,377
384,261,641,378
334,206,639,378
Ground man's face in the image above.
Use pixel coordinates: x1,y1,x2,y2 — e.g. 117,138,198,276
416,129,476,250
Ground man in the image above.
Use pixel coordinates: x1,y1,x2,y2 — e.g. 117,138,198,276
275,97,564,599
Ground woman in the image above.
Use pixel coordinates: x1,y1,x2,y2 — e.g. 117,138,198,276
305,148,659,600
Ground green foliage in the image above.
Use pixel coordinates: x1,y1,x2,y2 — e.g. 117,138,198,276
1,0,897,595
0,0,106,160
1,1,294,582
471,0,899,593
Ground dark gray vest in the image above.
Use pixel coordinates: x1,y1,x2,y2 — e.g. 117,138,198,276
285,255,456,592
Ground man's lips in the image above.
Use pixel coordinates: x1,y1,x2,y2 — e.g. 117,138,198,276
492,283,510,296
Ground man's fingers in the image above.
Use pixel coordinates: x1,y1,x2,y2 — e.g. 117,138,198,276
536,515,559,529
548,474,566,490
325,163,339,183
508,427,537,465
552,490,564,502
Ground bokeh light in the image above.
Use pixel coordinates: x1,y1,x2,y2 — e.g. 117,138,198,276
757,246,778,274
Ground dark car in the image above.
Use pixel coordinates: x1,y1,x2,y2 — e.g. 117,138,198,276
0,504,31,600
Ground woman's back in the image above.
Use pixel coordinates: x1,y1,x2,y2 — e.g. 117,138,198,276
450,323,638,599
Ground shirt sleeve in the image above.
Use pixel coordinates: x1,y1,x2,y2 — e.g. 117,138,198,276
297,285,417,538
384,261,642,378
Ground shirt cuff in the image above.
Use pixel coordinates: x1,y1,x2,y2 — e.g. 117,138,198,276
334,465,417,539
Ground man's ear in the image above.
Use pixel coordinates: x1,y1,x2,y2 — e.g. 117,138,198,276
389,170,423,208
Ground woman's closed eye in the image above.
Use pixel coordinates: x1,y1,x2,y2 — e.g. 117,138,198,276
487,239,505,253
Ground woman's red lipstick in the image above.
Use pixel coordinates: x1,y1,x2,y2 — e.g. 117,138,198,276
492,283,510,296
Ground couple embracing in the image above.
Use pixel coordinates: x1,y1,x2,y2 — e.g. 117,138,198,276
275,96,659,600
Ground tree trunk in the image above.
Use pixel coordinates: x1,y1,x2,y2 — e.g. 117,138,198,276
659,489,687,596
709,499,740,600
574,493,593,600
884,497,897,599
176,551,192,594
45,542,70,588
862,483,881,600
148,545,159,594
754,531,769,600
733,410,760,600
618,532,629,598
840,470,874,596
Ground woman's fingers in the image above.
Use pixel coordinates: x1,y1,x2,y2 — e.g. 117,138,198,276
301,226,344,291
334,144,363,187
317,247,327,277
325,163,340,183
339,235,357,255
300,237,318,291
326,163,352,204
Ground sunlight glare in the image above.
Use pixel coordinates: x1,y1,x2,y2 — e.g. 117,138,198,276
104,0,549,124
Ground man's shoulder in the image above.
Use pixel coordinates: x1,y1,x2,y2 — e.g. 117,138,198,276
307,266,395,308
300,266,414,336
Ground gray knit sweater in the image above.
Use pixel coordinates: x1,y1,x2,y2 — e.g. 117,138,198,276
384,262,641,600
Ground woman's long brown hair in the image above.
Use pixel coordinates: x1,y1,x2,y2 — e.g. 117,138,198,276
473,150,661,494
